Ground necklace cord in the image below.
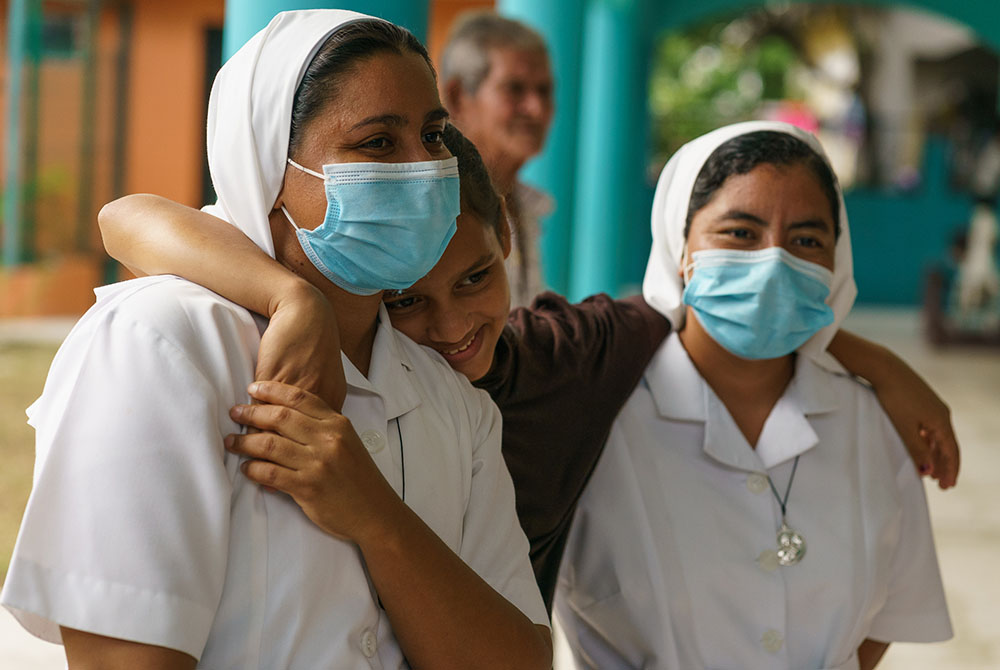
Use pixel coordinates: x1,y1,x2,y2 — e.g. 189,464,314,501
766,455,800,517
395,418,404,502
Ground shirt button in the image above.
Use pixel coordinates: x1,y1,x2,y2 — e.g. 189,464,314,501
360,429,386,454
746,473,769,494
761,629,784,653
756,549,779,572
360,629,377,658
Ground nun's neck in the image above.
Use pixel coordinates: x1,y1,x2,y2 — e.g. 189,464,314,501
324,291,380,376
678,309,794,447
270,212,380,376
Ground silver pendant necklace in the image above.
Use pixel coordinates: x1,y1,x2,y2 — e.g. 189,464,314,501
767,455,805,566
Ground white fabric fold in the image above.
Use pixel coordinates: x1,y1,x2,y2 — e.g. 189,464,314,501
204,9,373,257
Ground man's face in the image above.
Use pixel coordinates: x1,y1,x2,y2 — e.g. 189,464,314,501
452,47,554,168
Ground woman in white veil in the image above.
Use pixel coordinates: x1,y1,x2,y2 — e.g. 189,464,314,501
2,10,551,669
554,122,952,670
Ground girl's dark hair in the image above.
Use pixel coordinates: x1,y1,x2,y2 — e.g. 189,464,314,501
442,124,504,239
289,19,434,153
686,130,841,238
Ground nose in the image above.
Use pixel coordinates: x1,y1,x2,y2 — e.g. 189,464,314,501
398,143,441,163
427,299,474,346
520,90,551,122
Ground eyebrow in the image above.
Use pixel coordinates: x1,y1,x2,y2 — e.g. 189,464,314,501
425,107,450,124
718,210,832,233
457,252,496,278
348,114,406,132
347,107,449,133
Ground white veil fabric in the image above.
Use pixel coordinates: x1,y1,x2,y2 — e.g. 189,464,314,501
204,9,374,258
641,121,857,362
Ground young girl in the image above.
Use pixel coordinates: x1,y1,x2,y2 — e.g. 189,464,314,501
2,11,551,668
553,122,952,670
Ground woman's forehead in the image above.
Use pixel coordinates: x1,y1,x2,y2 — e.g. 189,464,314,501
694,163,836,226
319,51,442,129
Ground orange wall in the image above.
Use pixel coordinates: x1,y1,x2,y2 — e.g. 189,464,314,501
0,0,223,316
428,0,495,66
2,0,495,316
125,0,223,206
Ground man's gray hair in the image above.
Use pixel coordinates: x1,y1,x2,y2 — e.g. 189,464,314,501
439,11,549,94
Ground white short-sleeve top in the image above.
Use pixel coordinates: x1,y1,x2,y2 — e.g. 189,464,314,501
1,276,546,668
554,333,951,670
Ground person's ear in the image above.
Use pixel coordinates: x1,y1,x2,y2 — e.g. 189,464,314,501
499,197,513,259
678,246,689,283
442,78,467,118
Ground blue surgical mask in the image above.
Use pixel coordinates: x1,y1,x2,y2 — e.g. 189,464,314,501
682,247,834,359
282,156,460,296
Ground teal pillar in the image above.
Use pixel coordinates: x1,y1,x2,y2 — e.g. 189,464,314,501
222,0,429,61
3,0,28,266
499,0,585,296
3,0,41,266
569,0,652,301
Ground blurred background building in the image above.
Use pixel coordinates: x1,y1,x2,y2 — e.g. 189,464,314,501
3,0,1000,320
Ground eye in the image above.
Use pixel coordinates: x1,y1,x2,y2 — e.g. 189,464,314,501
460,269,490,287
723,227,754,240
383,294,421,312
359,136,391,151
505,82,526,99
423,129,444,145
793,236,823,248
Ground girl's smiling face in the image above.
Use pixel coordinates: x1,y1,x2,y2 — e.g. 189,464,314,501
382,213,511,382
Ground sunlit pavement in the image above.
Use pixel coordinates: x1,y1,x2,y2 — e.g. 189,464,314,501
0,609,63,669
1,308,998,668
844,308,1000,670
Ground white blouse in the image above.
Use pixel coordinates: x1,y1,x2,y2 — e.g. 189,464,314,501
2,276,546,669
554,333,951,670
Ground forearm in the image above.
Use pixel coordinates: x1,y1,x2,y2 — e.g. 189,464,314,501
358,497,551,670
827,329,901,387
98,194,302,318
857,638,890,670
827,329,959,487
62,627,196,670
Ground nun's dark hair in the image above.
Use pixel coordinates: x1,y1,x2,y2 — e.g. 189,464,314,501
289,19,434,153
442,124,504,240
685,130,841,239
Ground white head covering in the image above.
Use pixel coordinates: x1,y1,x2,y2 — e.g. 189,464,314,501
205,9,376,257
642,121,857,361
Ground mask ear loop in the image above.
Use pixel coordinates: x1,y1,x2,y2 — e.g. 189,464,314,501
280,205,301,232
286,157,325,180
680,242,694,285
282,157,326,232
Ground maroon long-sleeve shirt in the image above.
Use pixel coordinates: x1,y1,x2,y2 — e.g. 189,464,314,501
475,292,671,611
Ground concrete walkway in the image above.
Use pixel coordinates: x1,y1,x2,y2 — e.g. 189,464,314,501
1,309,998,667
0,609,63,668
844,309,1000,670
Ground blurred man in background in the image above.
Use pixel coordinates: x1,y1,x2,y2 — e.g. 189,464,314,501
441,12,555,307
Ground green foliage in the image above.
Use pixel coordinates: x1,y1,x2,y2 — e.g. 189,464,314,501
649,16,802,162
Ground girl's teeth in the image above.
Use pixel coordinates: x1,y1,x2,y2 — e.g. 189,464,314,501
444,334,474,355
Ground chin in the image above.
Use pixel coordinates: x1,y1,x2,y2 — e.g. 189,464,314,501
455,357,489,383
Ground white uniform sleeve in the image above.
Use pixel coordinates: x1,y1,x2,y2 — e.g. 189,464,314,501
866,442,953,643
457,388,549,628
1,287,247,659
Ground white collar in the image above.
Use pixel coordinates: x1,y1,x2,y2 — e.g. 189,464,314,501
645,333,839,471
513,181,554,219
342,303,421,420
